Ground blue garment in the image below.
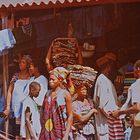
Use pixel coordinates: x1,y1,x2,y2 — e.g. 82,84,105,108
124,127,132,140
11,79,29,118
0,29,16,52
0,87,5,131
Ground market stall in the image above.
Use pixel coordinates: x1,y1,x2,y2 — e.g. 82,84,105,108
0,0,140,139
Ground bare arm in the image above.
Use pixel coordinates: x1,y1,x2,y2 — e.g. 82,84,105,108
45,45,53,71
112,103,140,118
62,92,73,140
3,82,14,118
76,41,83,65
25,107,36,139
73,108,97,123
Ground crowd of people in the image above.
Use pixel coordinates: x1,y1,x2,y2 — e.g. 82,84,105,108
0,48,140,140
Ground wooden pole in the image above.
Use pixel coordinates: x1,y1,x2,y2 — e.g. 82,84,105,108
1,11,9,139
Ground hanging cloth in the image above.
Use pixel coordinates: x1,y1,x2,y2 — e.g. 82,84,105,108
0,29,16,52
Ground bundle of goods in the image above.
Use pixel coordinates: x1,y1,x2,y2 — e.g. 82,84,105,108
67,65,97,88
51,38,79,68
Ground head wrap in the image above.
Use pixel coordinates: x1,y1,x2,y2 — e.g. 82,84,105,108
49,67,69,84
67,65,97,88
50,67,75,94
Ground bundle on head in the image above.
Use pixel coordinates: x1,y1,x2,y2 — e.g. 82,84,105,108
67,65,97,88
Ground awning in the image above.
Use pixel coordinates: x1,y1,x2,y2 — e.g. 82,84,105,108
0,0,88,7
0,0,140,8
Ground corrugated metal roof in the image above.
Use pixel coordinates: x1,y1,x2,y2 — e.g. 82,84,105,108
0,0,140,8
0,0,91,8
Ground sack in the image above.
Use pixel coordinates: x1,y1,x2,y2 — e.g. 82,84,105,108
134,112,140,127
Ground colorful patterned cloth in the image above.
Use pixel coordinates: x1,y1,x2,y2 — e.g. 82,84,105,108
108,115,125,140
40,89,72,140
51,38,79,68
67,65,97,88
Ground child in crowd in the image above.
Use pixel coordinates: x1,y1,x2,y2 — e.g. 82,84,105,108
20,81,41,140
39,67,73,140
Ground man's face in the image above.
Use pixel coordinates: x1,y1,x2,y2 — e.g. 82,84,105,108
30,85,40,97
134,67,140,78
109,62,117,81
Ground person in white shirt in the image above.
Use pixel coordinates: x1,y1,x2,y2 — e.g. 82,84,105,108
93,52,124,140
112,59,140,140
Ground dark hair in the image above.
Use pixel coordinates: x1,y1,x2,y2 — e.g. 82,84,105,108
98,60,115,71
29,81,41,90
31,59,43,74
134,60,140,69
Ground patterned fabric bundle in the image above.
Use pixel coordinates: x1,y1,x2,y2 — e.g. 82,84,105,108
51,38,78,68
67,65,97,88
108,115,125,140
123,72,136,95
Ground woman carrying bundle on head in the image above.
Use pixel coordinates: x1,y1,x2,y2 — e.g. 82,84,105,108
45,23,83,72
68,65,98,140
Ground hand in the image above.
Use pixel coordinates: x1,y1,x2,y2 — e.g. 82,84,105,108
62,135,68,140
111,110,120,118
2,109,10,119
45,58,49,65
31,135,36,140
92,108,98,114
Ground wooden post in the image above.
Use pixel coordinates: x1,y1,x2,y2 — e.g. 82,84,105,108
1,11,9,139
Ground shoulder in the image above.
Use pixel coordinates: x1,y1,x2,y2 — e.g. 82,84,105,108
10,73,19,83
96,74,108,84
63,89,71,100
131,79,139,88
35,75,48,83
23,96,31,105
72,100,79,110
96,74,104,81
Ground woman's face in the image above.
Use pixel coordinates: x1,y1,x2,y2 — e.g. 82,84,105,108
49,74,60,89
19,58,28,70
29,64,36,75
77,86,87,98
